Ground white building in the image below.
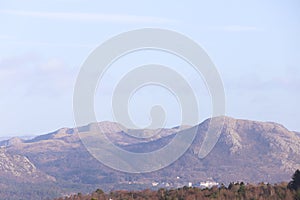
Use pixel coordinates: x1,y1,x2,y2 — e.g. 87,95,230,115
200,181,218,188
152,182,159,187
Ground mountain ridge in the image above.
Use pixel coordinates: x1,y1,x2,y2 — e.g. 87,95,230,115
0,116,299,199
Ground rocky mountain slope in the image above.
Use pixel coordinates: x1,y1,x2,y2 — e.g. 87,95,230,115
0,147,54,181
0,116,299,199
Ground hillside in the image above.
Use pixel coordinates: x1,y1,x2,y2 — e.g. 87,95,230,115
55,182,298,200
0,116,299,199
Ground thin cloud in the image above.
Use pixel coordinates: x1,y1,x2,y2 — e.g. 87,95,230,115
0,34,14,40
0,54,75,97
0,9,177,24
223,25,261,32
3,40,95,48
225,67,300,92
210,25,262,32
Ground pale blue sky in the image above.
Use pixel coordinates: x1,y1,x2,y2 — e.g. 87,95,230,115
0,0,300,136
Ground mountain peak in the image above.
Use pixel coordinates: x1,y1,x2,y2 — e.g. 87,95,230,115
0,116,299,199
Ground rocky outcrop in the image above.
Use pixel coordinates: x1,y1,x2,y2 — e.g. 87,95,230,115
0,148,55,182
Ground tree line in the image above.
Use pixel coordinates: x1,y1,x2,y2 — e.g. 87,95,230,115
55,170,300,200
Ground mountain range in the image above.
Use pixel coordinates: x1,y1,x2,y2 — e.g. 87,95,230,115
0,116,299,200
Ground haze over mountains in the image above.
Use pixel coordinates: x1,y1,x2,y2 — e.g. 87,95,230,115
0,116,299,199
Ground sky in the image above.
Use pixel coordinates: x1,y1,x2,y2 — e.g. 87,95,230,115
0,0,300,137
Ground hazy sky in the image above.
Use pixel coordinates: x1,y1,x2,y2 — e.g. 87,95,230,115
0,0,300,137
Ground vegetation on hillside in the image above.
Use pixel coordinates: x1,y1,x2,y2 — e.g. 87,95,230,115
55,170,300,200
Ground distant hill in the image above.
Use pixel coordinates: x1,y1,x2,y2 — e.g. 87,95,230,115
0,135,36,145
0,116,299,199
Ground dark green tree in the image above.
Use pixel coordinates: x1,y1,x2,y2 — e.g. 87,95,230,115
238,183,246,197
288,169,300,191
95,188,104,194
